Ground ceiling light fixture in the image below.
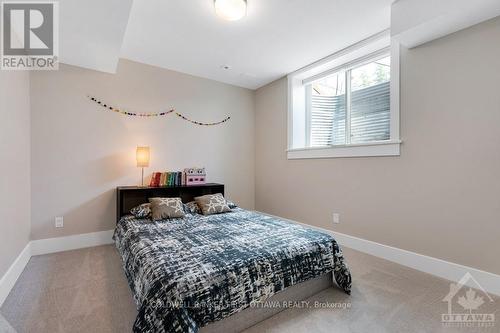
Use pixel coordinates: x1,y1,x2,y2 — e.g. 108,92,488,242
214,0,247,21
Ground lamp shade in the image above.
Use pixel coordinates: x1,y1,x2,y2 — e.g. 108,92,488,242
136,146,150,167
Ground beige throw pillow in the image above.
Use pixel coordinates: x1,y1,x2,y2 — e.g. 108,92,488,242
149,197,185,220
195,193,231,215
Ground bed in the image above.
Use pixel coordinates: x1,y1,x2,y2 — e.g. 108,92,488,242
114,185,351,333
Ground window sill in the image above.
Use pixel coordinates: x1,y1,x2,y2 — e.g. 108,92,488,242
286,140,401,159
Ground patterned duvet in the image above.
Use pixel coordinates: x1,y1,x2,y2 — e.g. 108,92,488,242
114,208,352,333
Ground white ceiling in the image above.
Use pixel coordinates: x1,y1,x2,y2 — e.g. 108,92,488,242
120,0,394,89
57,0,393,89
59,0,133,73
392,0,500,48
55,0,500,89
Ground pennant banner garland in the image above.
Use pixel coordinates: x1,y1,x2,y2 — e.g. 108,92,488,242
88,96,230,126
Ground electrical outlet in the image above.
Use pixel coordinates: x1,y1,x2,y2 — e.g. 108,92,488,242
55,216,64,228
333,213,340,224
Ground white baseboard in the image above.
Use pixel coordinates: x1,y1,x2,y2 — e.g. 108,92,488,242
0,230,114,306
0,243,31,306
31,230,114,256
256,211,500,297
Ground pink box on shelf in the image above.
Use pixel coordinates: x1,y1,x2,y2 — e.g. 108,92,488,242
184,167,206,186
186,175,206,185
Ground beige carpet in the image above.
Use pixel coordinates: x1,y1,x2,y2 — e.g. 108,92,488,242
1,245,498,333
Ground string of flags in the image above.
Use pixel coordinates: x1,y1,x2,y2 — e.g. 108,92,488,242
88,96,230,126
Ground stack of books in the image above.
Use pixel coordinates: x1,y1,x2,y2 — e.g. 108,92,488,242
149,171,184,187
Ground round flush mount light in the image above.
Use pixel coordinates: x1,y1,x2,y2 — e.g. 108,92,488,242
214,0,247,21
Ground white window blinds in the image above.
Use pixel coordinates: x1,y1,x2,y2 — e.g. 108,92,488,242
309,55,390,146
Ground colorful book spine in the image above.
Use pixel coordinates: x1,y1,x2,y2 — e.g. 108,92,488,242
156,173,161,187
149,172,157,187
149,170,202,187
149,172,161,187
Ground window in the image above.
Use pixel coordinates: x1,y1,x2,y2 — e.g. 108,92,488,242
287,31,400,159
308,71,346,146
308,55,390,147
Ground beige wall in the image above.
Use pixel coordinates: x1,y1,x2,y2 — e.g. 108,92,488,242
255,17,500,275
30,59,255,240
0,70,31,277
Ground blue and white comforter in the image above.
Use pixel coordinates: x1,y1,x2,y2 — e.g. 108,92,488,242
114,208,351,333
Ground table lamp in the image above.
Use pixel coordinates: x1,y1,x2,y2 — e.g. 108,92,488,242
136,146,150,187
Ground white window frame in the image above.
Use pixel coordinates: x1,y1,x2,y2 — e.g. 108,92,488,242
287,29,401,159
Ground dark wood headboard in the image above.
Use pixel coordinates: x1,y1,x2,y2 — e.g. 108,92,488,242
116,183,224,222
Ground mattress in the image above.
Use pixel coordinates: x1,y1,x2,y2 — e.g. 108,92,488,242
113,208,352,333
